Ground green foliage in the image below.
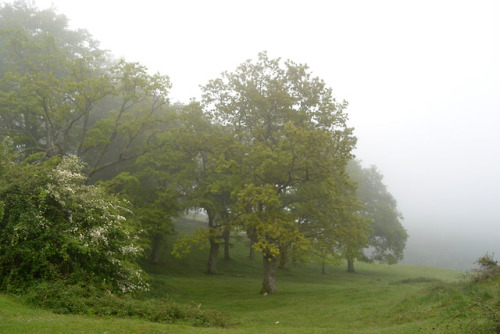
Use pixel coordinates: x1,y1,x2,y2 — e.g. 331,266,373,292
171,227,211,258
234,184,308,259
0,153,147,293
348,160,408,264
0,2,171,182
437,277,499,333
475,253,499,279
396,277,444,284
105,169,179,263
0,1,178,267
84,60,171,180
22,281,228,328
395,254,500,333
0,3,417,318
202,52,358,289
0,219,467,333
139,224,463,333
0,1,109,160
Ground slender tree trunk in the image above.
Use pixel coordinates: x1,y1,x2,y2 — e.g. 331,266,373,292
247,230,256,260
347,258,355,273
261,254,277,294
223,228,231,260
322,261,326,274
206,209,219,274
292,246,298,265
278,246,288,269
150,234,164,264
249,239,255,259
207,237,219,274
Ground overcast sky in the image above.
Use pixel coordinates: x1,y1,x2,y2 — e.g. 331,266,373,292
34,0,500,260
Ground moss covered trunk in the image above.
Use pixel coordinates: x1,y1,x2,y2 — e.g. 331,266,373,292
261,254,277,294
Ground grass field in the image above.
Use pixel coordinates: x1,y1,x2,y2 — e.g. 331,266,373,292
1,217,497,333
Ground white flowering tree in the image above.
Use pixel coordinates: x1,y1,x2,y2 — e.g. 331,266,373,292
0,152,148,293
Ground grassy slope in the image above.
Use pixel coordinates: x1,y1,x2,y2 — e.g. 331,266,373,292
1,217,473,333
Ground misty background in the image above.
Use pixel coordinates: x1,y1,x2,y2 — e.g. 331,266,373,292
33,0,500,270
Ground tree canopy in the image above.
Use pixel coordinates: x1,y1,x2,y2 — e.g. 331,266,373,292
0,2,407,296
202,52,361,293
348,159,408,265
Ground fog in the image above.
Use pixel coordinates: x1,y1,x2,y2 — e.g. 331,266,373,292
34,0,500,270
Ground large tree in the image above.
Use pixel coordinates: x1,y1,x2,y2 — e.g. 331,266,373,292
0,1,100,77
165,102,242,273
202,52,355,293
348,160,408,265
0,2,177,262
0,1,108,159
301,170,372,274
0,2,171,179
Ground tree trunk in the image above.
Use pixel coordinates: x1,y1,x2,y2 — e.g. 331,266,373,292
223,228,231,261
207,237,219,274
347,259,355,273
292,246,298,265
150,234,164,264
206,209,219,274
278,246,288,269
261,254,277,294
322,261,326,274
249,240,255,259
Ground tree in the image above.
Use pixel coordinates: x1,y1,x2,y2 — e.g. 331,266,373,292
0,2,177,263
235,184,307,292
0,1,109,160
347,160,408,265
83,60,171,181
0,2,171,181
167,102,241,273
102,168,178,265
0,1,101,77
202,52,355,293
334,192,372,273
0,148,147,293
298,169,371,274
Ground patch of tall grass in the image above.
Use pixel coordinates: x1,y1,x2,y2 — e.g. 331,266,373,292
398,255,500,333
21,281,228,328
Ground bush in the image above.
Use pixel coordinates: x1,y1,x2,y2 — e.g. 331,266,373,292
436,254,500,333
0,154,147,293
474,254,500,283
23,281,228,327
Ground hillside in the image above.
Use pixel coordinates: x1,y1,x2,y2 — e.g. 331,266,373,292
5,217,499,333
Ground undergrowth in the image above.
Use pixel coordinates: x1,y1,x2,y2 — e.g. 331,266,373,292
396,277,444,284
20,281,228,328
426,254,500,333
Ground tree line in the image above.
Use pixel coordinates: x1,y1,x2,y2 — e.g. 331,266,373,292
0,1,407,294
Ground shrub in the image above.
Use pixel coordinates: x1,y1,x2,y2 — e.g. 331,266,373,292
23,281,228,327
439,254,500,333
0,154,148,293
474,254,500,283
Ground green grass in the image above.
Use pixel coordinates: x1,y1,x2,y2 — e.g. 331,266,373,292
2,217,498,333
0,294,185,334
